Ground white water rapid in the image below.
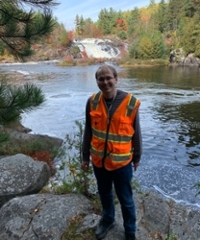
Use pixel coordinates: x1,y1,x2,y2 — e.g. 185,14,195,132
73,38,121,59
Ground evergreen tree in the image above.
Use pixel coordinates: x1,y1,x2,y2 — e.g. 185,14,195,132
147,2,160,34
181,13,200,56
75,15,81,36
126,7,140,37
59,23,71,47
97,8,118,35
75,15,85,36
167,0,184,31
183,0,200,18
109,7,118,34
149,0,156,7
134,31,166,59
151,31,166,58
82,18,94,37
98,9,111,35
0,82,45,125
0,0,58,60
137,34,154,59
157,0,168,32
0,0,58,133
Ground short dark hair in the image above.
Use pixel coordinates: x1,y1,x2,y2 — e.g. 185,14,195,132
95,64,118,80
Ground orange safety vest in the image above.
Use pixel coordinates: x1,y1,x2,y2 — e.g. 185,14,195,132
90,91,140,170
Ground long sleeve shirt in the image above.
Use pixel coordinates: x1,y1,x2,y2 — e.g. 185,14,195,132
82,89,142,164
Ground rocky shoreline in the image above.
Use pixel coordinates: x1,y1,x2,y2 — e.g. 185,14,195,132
0,126,200,239
0,153,199,240
1,39,200,67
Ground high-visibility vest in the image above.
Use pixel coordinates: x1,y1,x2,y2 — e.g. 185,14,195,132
90,91,140,170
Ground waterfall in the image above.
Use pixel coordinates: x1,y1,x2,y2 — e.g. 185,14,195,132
73,38,121,59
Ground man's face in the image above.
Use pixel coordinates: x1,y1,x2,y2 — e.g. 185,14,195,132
96,67,117,97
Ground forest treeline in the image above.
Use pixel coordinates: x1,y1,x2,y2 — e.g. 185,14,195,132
1,0,200,61
73,0,200,60
43,0,200,61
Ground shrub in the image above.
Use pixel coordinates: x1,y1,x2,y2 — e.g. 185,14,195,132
45,120,97,197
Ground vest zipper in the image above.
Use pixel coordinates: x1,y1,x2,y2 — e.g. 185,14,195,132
102,117,111,168
101,94,116,168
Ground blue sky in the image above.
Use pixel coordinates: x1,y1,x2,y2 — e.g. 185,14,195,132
53,0,159,30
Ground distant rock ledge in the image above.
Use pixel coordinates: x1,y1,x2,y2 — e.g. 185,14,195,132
170,48,200,66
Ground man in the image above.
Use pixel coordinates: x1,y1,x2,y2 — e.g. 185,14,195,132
82,64,142,240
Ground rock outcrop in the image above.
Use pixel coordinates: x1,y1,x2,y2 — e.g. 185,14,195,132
0,193,92,240
0,129,199,239
0,124,63,148
169,48,200,66
0,189,200,240
0,154,51,208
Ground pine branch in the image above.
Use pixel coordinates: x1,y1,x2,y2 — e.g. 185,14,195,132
0,0,59,8
0,38,32,60
19,0,59,7
0,0,58,60
0,83,45,125
0,0,57,127
0,7,32,25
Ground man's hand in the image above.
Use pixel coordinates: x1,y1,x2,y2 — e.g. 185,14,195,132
133,162,139,171
81,161,89,172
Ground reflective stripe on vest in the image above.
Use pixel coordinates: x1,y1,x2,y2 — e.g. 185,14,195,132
91,91,101,110
92,127,132,143
126,95,137,117
91,92,137,117
90,145,132,162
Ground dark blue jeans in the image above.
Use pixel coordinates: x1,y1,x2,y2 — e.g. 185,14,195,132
93,162,136,235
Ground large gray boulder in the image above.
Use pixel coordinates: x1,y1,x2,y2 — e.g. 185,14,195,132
137,193,200,240
0,190,200,240
0,154,51,208
0,193,92,240
80,192,200,240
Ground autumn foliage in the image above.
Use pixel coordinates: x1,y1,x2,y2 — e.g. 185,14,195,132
29,151,55,174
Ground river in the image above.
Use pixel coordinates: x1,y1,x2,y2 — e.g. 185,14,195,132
0,61,200,210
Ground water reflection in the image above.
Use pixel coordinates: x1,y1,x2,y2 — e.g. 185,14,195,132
152,101,200,165
125,65,200,90
123,66,200,167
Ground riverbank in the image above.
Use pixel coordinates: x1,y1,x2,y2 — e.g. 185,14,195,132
1,38,200,68
0,38,170,67
0,53,170,67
